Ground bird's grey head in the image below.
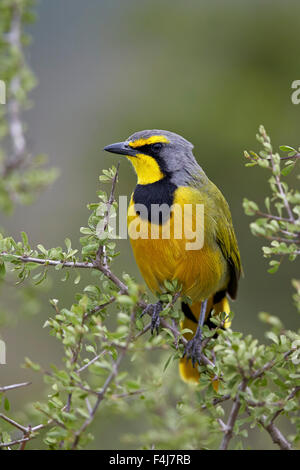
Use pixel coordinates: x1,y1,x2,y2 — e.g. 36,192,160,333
104,129,205,186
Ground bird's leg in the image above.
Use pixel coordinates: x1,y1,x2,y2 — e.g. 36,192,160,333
183,298,208,367
141,300,163,334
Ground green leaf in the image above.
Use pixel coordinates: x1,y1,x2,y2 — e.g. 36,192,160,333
37,244,48,256
180,328,193,335
85,345,97,355
135,317,144,330
268,260,280,274
163,355,173,372
65,238,71,252
80,227,94,235
281,164,295,176
24,357,41,371
265,197,270,213
279,145,296,153
125,380,141,390
61,271,70,282
117,295,134,306
0,262,5,278
4,397,10,411
265,331,279,344
21,231,29,248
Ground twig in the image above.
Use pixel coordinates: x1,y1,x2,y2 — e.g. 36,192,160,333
261,235,298,244
0,253,94,269
0,413,28,433
252,349,295,380
274,153,300,161
261,420,292,450
261,130,295,223
76,351,107,374
0,381,31,393
83,296,116,320
245,408,293,451
58,169,123,444
95,263,128,293
219,378,248,450
254,385,299,450
95,163,120,269
0,413,34,451
133,322,152,340
270,386,300,423
71,308,137,449
246,386,300,411
0,437,30,449
19,425,31,450
201,394,231,410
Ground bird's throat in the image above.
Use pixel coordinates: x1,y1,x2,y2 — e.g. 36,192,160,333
127,154,164,185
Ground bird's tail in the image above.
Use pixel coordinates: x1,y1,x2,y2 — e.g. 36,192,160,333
179,296,231,388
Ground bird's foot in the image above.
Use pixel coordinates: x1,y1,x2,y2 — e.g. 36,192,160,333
141,301,163,334
183,335,202,367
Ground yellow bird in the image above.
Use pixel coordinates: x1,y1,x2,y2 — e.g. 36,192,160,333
104,130,241,383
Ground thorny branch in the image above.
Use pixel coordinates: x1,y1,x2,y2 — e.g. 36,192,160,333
219,378,248,450
71,307,138,450
218,350,299,450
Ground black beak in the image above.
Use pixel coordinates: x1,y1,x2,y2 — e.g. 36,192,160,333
103,141,136,157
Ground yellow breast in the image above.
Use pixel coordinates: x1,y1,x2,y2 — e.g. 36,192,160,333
127,186,228,301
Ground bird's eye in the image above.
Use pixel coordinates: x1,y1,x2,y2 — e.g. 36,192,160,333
152,143,163,152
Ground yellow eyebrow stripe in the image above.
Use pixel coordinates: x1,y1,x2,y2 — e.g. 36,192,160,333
128,135,170,148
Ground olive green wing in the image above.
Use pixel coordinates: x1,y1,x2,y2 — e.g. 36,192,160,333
190,172,242,299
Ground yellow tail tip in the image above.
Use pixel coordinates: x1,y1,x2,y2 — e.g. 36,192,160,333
179,296,231,388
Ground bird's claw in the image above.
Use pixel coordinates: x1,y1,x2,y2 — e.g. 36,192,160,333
183,335,202,367
141,301,163,334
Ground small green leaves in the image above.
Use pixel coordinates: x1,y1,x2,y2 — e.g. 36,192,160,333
281,163,295,176
117,295,135,307
243,127,299,272
265,331,279,345
0,0,58,214
4,397,10,412
243,198,259,216
23,357,41,371
279,145,297,155
258,312,283,331
267,259,280,274
99,166,118,183
0,261,5,278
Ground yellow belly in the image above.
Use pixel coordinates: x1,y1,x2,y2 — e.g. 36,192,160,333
127,187,228,302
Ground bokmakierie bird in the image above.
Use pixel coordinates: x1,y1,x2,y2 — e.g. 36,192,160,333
104,130,241,383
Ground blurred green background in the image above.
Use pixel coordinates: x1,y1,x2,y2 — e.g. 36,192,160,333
1,0,299,449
